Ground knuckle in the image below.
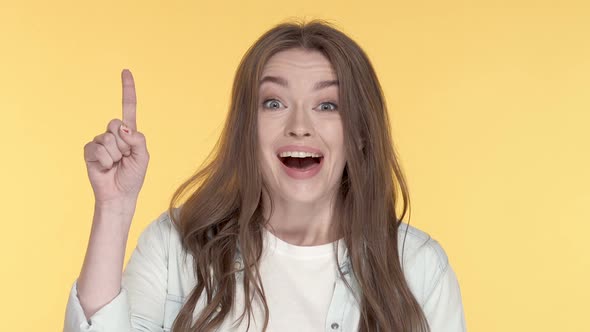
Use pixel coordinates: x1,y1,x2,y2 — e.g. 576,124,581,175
107,118,122,131
95,148,109,168
96,143,107,155
83,142,93,160
103,132,115,144
84,142,96,155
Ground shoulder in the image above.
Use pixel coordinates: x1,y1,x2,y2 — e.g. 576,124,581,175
135,208,182,257
142,209,175,236
396,222,451,306
396,222,449,270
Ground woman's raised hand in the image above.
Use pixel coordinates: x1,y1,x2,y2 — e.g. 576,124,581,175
83,69,150,206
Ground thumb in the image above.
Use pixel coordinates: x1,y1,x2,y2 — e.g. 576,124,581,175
119,123,148,157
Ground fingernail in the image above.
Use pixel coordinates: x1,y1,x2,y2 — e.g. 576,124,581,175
120,123,131,134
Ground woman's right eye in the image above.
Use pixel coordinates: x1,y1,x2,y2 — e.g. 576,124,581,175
262,99,284,110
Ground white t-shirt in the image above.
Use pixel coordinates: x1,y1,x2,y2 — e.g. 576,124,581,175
254,227,346,331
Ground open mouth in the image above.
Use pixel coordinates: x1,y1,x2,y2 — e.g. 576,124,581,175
279,156,323,171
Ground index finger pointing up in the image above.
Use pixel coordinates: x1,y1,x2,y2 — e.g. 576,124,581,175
121,69,137,131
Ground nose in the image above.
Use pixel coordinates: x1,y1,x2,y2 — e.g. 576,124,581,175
285,106,314,138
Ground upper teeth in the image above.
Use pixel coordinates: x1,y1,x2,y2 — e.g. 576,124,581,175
279,151,323,158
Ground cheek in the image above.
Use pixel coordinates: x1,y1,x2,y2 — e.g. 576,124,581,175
323,122,346,168
257,117,271,146
258,116,285,146
323,122,345,153
257,117,281,169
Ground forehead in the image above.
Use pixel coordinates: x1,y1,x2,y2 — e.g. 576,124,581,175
261,48,336,78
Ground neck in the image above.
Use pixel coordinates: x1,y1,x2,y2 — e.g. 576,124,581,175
261,190,340,246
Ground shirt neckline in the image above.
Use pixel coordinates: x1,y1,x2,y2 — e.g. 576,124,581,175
262,226,346,259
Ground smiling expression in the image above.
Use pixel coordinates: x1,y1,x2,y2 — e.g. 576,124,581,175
257,47,346,205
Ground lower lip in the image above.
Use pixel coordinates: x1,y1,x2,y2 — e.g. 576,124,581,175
278,157,323,179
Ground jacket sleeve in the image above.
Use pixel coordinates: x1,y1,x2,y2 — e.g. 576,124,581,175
63,211,172,332
421,247,467,332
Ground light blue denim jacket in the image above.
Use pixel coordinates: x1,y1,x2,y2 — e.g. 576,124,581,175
64,211,466,332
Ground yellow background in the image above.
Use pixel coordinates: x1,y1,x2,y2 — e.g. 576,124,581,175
1,0,588,331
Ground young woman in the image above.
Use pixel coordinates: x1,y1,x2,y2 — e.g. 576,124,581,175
64,19,466,332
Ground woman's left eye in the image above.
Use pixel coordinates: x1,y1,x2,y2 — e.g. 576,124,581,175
317,102,338,111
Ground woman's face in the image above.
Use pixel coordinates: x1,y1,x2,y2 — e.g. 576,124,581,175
257,48,346,205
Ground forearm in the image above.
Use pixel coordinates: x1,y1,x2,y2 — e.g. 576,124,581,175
76,200,135,321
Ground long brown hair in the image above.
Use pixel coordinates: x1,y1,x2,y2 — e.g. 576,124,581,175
168,18,430,332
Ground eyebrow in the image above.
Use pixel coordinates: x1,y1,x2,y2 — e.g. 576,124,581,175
259,75,339,91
